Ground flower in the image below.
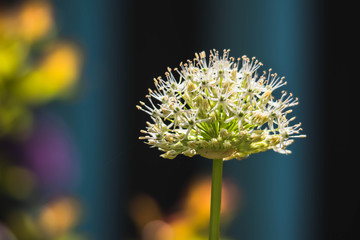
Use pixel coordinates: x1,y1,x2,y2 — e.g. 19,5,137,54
138,49,305,160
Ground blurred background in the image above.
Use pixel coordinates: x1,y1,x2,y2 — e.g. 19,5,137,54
0,0,358,240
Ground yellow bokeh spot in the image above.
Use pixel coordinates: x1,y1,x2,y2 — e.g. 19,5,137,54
38,197,82,238
183,177,240,228
7,211,41,240
0,102,32,137
0,0,53,42
2,166,35,200
129,194,163,229
170,217,194,240
40,43,81,90
18,0,53,42
183,178,217,228
142,220,174,240
15,43,82,104
0,41,28,77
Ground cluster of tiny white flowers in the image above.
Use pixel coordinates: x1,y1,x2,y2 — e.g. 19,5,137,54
137,49,305,160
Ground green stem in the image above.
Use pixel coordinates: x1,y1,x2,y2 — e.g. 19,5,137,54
209,158,223,240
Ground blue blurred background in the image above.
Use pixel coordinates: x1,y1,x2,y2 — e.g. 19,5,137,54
0,0,358,240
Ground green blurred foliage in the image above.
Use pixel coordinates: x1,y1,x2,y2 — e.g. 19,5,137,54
0,0,82,138
0,1,86,240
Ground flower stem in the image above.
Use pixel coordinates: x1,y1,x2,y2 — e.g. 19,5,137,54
209,158,223,240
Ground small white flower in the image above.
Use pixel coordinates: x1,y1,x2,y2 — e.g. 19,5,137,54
138,49,305,160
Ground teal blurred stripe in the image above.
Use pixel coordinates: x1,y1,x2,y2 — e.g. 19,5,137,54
202,0,320,239
52,0,126,238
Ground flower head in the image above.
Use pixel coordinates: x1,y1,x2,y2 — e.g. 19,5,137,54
138,49,305,160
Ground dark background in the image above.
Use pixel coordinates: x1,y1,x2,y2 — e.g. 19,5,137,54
321,1,359,240
0,0,359,239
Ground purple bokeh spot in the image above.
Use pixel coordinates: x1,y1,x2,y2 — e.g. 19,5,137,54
22,114,80,191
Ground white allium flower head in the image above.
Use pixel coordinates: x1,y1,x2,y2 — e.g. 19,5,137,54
137,49,306,160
